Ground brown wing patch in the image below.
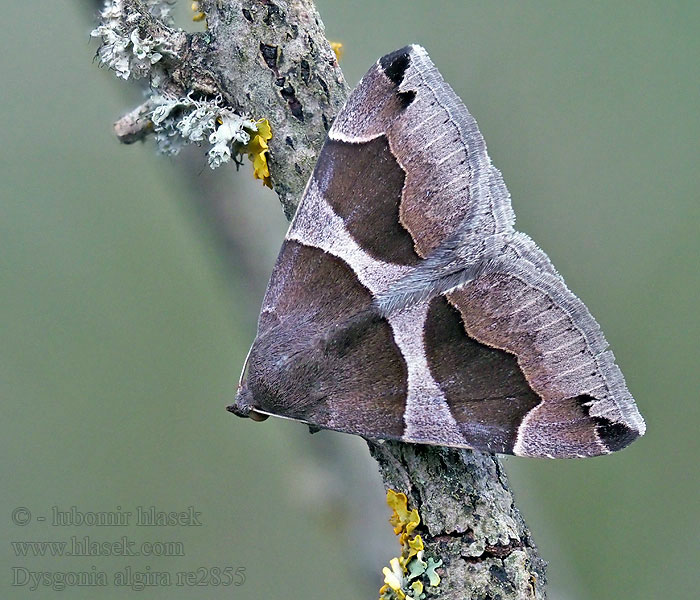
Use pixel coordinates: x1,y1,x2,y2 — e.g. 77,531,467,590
330,45,516,259
314,137,420,266
247,241,408,439
424,295,540,454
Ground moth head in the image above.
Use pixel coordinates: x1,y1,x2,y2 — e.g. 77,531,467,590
227,384,268,421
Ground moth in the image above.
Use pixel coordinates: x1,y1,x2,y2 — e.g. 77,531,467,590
229,45,646,458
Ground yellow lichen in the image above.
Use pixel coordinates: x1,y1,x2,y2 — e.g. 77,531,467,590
191,1,206,22
330,41,344,61
380,490,442,600
243,119,273,188
387,489,420,536
382,557,405,598
407,535,424,561
411,581,424,596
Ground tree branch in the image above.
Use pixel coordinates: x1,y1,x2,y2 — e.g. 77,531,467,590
96,0,347,218
369,442,545,599
91,1,547,597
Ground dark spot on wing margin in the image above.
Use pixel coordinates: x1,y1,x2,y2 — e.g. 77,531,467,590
379,46,412,85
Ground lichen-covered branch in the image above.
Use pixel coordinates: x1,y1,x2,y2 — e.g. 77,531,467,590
370,442,546,599
92,0,347,217
91,1,547,598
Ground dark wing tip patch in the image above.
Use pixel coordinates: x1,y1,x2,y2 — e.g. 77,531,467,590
574,395,641,453
594,419,640,452
379,46,413,84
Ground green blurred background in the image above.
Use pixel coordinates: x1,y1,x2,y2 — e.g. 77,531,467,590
2,1,697,598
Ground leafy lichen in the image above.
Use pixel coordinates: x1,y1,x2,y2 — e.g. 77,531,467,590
380,490,443,600
91,0,175,81
243,119,273,187
149,94,271,177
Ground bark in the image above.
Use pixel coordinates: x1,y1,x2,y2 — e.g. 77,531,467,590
91,1,547,598
369,441,545,599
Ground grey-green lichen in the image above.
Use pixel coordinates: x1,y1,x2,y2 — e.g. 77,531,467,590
150,94,258,168
91,0,175,82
